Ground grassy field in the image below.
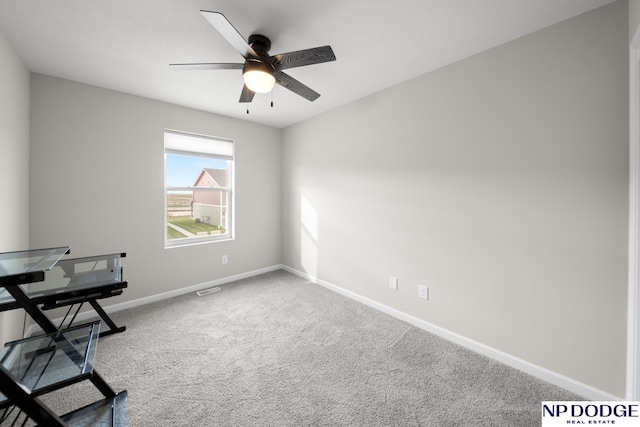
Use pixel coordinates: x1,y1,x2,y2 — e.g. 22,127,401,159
166,192,226,240
167,192,192,207
167,226,186,240
167,216,225,240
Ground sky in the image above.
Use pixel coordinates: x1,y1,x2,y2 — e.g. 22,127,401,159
165,154,227,187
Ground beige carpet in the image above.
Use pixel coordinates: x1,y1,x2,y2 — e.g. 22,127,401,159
38,270,579,426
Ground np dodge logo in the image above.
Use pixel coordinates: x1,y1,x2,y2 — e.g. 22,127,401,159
542,401,640,426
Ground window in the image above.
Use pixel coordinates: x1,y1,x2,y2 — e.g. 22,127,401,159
164,130,234,247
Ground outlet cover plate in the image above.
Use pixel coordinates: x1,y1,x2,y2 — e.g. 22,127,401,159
419,285,429,300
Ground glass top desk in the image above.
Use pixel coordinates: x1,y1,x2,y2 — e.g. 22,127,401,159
0,321,101,408
0,320,128,426
0,247,127,426
0,249,128,337
0,246,70,287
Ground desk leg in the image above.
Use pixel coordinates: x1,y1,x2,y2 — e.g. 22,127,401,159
88,300,126,337
5,286,57,334
90,371,117,398
0,366,66,426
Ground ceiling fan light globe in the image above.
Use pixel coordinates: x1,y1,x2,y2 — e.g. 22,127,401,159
243,70,275,93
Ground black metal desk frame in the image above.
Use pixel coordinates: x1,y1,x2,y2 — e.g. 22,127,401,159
0,253,128,338
0,247,127,426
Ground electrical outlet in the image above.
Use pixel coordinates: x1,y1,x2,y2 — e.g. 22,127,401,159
389,276,398,290
222,255,228,265
418,285,429,300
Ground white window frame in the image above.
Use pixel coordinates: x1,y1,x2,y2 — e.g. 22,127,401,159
164,129,234,248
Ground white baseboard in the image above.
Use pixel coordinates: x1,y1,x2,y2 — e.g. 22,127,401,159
281,265,621,401
28,263,620,401
26,264,283,337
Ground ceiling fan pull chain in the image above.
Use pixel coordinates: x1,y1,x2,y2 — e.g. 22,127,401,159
271,90,274,108
246,107,250,114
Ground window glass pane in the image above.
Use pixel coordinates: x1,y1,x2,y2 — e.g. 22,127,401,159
165,150,231,244
166,154,228,187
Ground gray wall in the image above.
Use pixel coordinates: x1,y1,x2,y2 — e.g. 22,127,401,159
631,0,640,40
1,0,630,399
282,1,628,397
0,28,30,344
630,0,640,400
29,74,282,304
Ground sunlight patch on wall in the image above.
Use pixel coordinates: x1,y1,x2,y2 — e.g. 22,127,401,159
301,193,318,279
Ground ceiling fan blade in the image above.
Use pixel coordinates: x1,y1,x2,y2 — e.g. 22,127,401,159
275,71,320,102
200,11,257,58
170,63,244,70
272,46,336,70
239,85,256,103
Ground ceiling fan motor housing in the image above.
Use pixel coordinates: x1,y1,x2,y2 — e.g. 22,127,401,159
248,34,271,57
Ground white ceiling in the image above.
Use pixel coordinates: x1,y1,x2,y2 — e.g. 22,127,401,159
0,0,615,129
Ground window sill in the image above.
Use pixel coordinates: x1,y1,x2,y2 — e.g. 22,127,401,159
164,236,234,249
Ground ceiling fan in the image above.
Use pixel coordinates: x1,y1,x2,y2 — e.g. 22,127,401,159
170,11,336,103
